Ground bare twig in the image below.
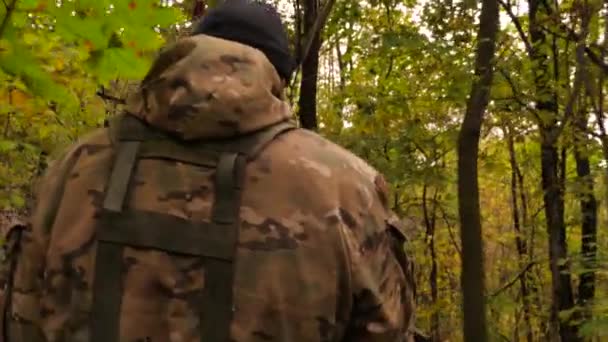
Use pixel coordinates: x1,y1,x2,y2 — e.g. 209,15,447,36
488,262,538,297
96,87,126,105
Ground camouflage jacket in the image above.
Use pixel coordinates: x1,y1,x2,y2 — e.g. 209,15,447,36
0,34,416,342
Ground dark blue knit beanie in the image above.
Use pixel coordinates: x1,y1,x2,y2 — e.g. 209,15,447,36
191,0,295,81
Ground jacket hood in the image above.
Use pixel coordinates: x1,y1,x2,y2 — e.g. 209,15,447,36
124,34,294,140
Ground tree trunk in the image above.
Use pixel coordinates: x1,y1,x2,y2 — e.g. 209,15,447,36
601,2,608,220
423,185,440,342
298,0,322,130
335,40,346,91
574,127,597,312
456,0,499,340
294,0,303,66
191,0,205,21
541,139,576,341
528,0,578,339
504,124,534,342
572,0,597,324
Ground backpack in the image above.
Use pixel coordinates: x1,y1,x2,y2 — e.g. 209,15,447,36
0,114,296,342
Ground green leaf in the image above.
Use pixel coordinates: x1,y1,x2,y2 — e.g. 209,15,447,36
147,6,184,27
0,140,18,152
0,42,74,105
88,47,150,84
54,15,108,49
120,26,165,51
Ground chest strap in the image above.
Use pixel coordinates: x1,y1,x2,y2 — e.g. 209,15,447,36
90,115,295,342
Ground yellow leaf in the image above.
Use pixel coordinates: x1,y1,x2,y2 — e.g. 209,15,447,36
10,89,30,110
54,58,64,71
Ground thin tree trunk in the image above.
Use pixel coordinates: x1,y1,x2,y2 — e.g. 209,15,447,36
456,0,499,340
191,0,205,21
515,131,545,338
295,0,302,64
528,0,578,339
541,139,572,342
570,0,598,325
601,2,608,219
335,40,346,91
575,112,598,315
504,124,534,342
298,0,322,130
423,185,440,342
589,0,608,265
333,38,346,122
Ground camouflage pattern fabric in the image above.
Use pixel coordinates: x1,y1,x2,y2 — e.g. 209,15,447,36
0,34,416,341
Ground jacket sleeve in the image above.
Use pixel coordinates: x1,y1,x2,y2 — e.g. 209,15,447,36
29,144,83,255
0,148,79,335
340,176,417,342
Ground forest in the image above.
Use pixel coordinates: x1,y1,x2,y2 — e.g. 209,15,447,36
1,0,607,341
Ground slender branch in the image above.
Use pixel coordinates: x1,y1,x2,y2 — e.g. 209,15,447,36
406,196,463,258
558,62,584,132
596,99,608,139
585,47,608,73
553,5,591,140
298,0,336,66
0,0,17,39
498,68,542,121
573,119,608,140
4,86,12,138
96,88,126,104
442,209,463,258
497,0,533,55
536,12,608,72
488,262,538,297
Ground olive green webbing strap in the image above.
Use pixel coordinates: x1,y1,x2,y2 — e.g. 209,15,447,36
90,141,140,342
214,121,297,159
199,123,296,342
200,153,246,342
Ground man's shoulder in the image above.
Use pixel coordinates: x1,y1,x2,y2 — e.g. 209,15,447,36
37,127,113,188
51,126,111,160
275,128,381,183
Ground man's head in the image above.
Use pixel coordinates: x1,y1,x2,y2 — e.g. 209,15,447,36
191,0,295,83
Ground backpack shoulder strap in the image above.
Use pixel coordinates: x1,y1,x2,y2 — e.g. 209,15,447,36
107,113,166,143
218,120,297,159
90,114,297,342
200,121,296,341
90,139,140,342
